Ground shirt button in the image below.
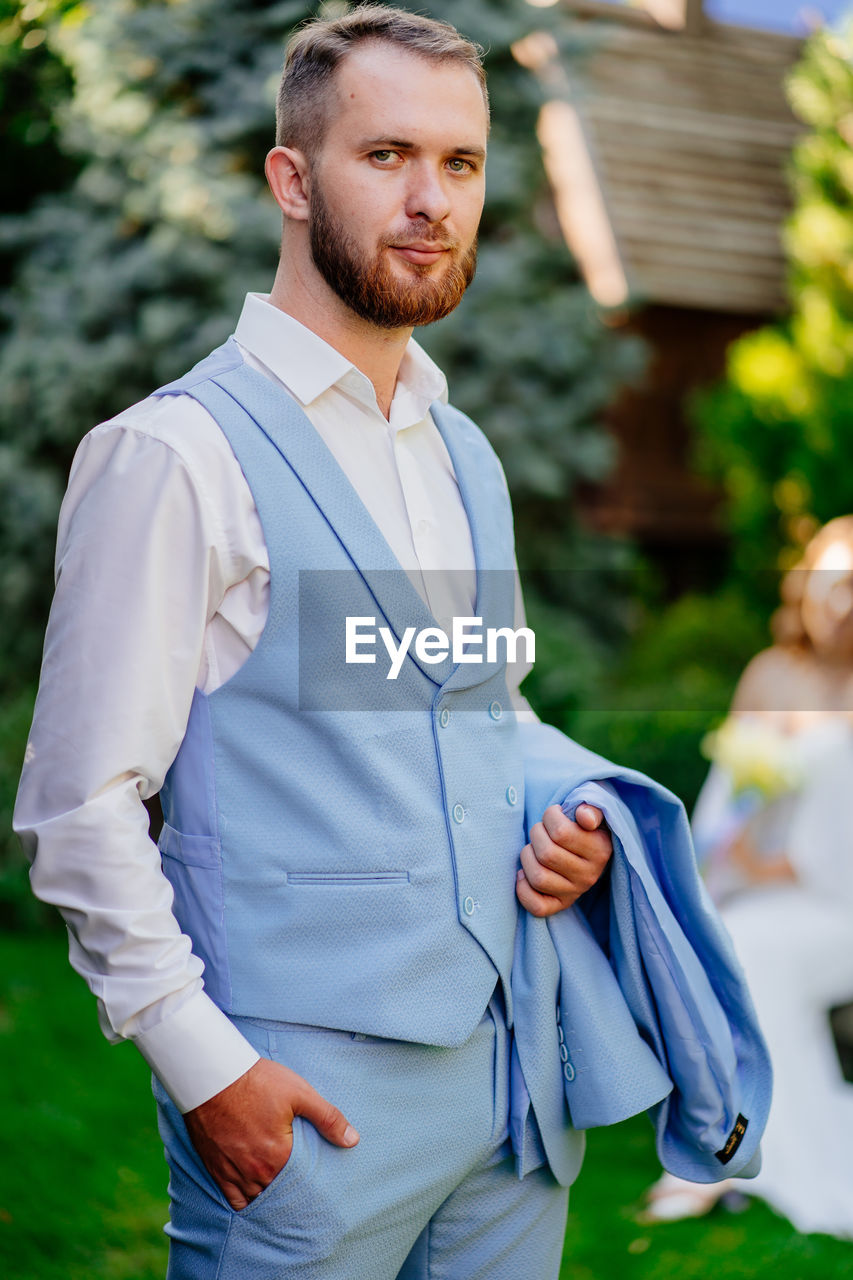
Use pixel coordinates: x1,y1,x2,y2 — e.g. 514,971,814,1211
452,803,465,824
463,895,476,916
439,707,451,728
489,700,503,721
417,518,432,535
506,784,518,806
563,1062,576,1083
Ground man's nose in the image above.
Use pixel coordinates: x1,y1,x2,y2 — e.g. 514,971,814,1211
405,163,452,224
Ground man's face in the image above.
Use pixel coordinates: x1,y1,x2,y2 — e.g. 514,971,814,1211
306,42,488,329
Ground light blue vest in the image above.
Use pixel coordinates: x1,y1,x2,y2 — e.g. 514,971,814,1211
153,340,526,1047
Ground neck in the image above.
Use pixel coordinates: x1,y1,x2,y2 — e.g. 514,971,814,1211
268,256,412,420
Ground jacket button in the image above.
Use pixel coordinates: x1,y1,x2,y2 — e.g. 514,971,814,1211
506,784,518,806
563,1061,576,1083
439,707,451,728
489,700,503,721
452,803,465,824
463,895,476,916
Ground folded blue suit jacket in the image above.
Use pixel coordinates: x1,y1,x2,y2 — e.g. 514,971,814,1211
512,723,772,1187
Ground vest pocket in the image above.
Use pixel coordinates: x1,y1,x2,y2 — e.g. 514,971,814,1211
158,822,229,1005
285,871,410,886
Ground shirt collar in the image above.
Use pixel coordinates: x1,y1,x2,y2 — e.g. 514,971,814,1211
233,292,448,427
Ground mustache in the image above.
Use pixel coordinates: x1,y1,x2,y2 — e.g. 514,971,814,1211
384,222,459,251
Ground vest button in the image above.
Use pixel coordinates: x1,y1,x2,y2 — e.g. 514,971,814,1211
489,700,503,721
452,803,465,824
563,1061,576,1083
559,1043,569,1063
463,895,476,916
506,784,518,806
439,707,451,728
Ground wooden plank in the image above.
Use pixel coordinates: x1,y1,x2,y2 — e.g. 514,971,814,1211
599,170,791,216
582,46,796,91
623,236,786,271
589,130,798,173
585,32,800,73
625,249,785,280
563,15,802,62
583,63,791,105
597,160,792,196
582,67,793,118
626,275,786,312
621,250,785,286
611,211,786,255
592,136,793,175
562,1,661,29
684,0,704,37
581,96,800,146
589,119,796,151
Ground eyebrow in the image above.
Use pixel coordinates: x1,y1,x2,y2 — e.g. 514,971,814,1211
358,137,487,161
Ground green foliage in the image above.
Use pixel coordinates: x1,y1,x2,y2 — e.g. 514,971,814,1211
0,685,43,930
0,1,80,227
524,587,769,811
575,594,768,811
692,19,853,574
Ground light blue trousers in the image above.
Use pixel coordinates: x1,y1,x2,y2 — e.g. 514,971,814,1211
153,996,569,1279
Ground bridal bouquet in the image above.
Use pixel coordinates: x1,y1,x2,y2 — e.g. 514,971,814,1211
693,716,805,885
700,716,804,801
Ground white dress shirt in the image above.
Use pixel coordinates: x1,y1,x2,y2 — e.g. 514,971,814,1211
14,293,536,1112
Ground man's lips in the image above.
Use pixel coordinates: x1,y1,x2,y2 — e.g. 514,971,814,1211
389,243,451,265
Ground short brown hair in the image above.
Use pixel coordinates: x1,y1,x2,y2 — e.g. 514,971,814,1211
275,4,488,154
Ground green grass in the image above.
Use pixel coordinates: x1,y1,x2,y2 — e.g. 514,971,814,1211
0,932,169,1279
566,1123,853,1279
1,933,850,1279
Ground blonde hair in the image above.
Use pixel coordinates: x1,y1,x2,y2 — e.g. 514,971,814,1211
772,515,853,649
275,4,488,155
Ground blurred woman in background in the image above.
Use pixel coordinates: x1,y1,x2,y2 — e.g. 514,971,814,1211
642,516,853,1238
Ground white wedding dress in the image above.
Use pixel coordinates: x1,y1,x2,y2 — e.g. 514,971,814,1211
690,717,853,1238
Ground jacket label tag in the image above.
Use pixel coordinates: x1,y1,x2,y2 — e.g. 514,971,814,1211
715,1114,748,1164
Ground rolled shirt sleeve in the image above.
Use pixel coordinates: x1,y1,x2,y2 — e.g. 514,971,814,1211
14,416,260,1111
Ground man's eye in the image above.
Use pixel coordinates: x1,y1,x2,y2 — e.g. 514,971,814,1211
372,150,397,163
447,158,473,173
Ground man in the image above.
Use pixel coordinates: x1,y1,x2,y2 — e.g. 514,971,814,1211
15,7,613,1277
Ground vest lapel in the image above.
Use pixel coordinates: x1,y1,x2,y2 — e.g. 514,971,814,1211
430,402,518,693
213,362,513,691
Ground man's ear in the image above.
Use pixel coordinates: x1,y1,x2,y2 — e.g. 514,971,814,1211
265,146,311,222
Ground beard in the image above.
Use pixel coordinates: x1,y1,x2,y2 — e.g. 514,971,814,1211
308,177,477,329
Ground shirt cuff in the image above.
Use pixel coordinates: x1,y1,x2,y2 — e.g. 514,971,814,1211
132,989,260,1113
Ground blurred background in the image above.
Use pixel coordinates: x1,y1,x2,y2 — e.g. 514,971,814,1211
3,0,853,1275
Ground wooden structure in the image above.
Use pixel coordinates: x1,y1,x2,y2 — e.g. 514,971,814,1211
515,0,802,313
515,0,805,556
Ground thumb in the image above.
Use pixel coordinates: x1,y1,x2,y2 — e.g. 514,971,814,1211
293,1085,360,1149
574,803,604,832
